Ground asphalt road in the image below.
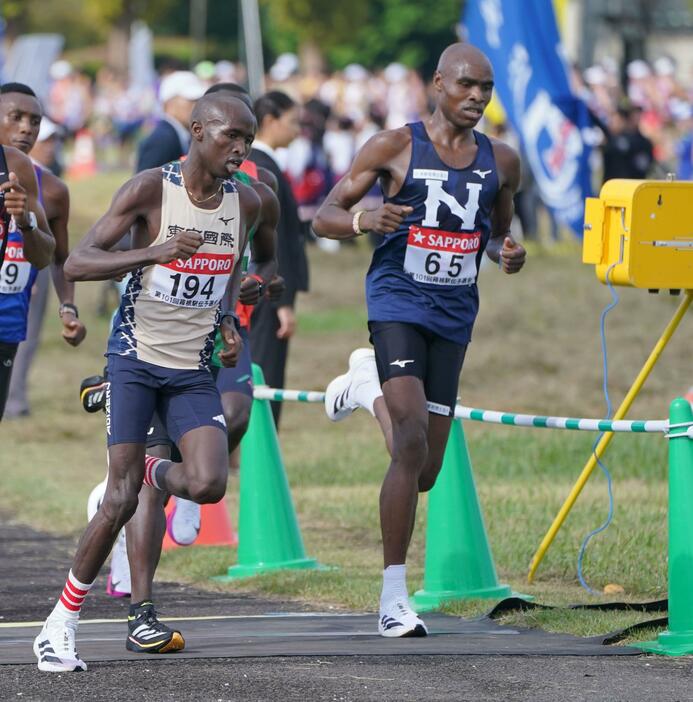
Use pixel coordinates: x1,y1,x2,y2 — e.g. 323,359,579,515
2,518,692,702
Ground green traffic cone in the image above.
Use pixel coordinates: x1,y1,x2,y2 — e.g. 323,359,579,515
635,397,693,656
215,364,320,580
412,418,512,611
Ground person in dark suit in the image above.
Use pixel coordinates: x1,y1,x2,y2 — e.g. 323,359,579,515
248,91,308,426
135,71,205,171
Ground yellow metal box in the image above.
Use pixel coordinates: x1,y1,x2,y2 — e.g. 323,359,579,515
583,179,693,290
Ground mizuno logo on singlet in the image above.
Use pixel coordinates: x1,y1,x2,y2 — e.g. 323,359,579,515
473,169,492,179
390,359,414,368
218,216,234,225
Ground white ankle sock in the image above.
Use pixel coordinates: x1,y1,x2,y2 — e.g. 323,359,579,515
380,564,408,609
355,382,383,416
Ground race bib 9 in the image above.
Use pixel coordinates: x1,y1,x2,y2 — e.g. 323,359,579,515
0,242,32,294
148,252,235,308
403,225,481,286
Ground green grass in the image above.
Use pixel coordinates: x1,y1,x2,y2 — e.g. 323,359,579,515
2,170,689,643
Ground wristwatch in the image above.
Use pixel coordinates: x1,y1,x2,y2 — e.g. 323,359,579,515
18,211,37,232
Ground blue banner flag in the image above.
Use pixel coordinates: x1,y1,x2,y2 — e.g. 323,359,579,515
463,0,593,236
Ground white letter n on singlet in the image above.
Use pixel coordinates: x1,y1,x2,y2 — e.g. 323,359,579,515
419,178,482,230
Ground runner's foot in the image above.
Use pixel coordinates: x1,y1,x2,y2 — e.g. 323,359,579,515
33,617,87,672
107,528,131,597
378,598,428,638
126,601,185,653
167,497,201,546
80,374,108,413
325,348,381,421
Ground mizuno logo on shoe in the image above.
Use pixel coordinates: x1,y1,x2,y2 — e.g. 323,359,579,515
390,359,414,368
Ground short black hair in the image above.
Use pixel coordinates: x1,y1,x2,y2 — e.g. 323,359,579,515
0,82,37,98
204,82,253,110
254,90,295,127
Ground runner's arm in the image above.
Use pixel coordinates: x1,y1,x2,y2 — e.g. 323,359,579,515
64,173,201,282
247,182,279,283
313,130,411,239
45,176,75,304
486,142,526,273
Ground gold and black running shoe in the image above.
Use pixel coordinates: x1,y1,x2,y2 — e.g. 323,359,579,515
80,374,108,413
126,601,185,654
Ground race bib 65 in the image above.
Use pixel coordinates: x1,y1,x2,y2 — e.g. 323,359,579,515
403,225,481,286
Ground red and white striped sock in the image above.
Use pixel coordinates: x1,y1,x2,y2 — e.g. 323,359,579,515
143,455,170,490
50,570,93,621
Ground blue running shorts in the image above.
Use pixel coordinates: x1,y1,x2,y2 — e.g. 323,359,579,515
105,354,226,447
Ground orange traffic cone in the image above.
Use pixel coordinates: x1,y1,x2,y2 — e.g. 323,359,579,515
67,128,97,179
162,496,238,550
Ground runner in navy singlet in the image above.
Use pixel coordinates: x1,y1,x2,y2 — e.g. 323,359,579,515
314,43,526,637
0,83,87,420
0,83,57,420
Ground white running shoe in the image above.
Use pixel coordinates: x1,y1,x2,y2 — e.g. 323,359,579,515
107,528,131,598
86,478,107,522
33,617,87,672
378,598,428,638
167,497,201,546
325,348,380,421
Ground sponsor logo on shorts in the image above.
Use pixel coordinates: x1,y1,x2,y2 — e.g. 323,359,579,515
212,413,227,427
105,382,112,435
390,359,414,368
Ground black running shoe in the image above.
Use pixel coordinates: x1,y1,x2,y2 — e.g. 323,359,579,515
80,374,108,413
126,601,185,654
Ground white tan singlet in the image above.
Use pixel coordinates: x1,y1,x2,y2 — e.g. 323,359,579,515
107,161,241,370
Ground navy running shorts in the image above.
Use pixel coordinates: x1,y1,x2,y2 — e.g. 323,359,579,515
368,321,467,417
105,354,226,447
213,327,253,398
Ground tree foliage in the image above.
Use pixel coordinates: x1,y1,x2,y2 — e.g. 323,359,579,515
261,0,462,74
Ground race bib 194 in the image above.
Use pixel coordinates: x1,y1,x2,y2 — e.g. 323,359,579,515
148,252,235,308
0,242,32,294
403,225,481,286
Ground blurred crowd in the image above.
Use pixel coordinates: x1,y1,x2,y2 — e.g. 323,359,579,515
39,50,693,237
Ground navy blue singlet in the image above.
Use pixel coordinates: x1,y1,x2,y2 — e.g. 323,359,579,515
0,165,42,343
366,122,499,346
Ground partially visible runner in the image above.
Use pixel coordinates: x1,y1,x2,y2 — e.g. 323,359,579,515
0,86,56,421
1,84,86,418
163,82,281,547
313,44,526,637
33,92,261,673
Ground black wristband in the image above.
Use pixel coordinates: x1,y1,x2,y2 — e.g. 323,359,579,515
59,302,79,318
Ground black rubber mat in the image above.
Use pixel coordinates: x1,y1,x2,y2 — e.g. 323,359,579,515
1,611,638,665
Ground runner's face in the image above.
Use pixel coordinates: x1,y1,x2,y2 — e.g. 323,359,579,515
435,60,494,130
199,102,256,178
0,92,42,153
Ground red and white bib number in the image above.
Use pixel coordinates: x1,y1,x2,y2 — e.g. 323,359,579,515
0,243,32,294
148,252,235,308
403,225,481,286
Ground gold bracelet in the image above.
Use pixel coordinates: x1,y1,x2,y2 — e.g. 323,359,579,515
352,210,368,236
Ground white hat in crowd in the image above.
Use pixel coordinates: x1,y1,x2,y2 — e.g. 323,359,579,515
159,71,206,104
627,60,651,80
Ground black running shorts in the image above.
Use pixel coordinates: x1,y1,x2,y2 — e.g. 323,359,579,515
368,321,466,417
